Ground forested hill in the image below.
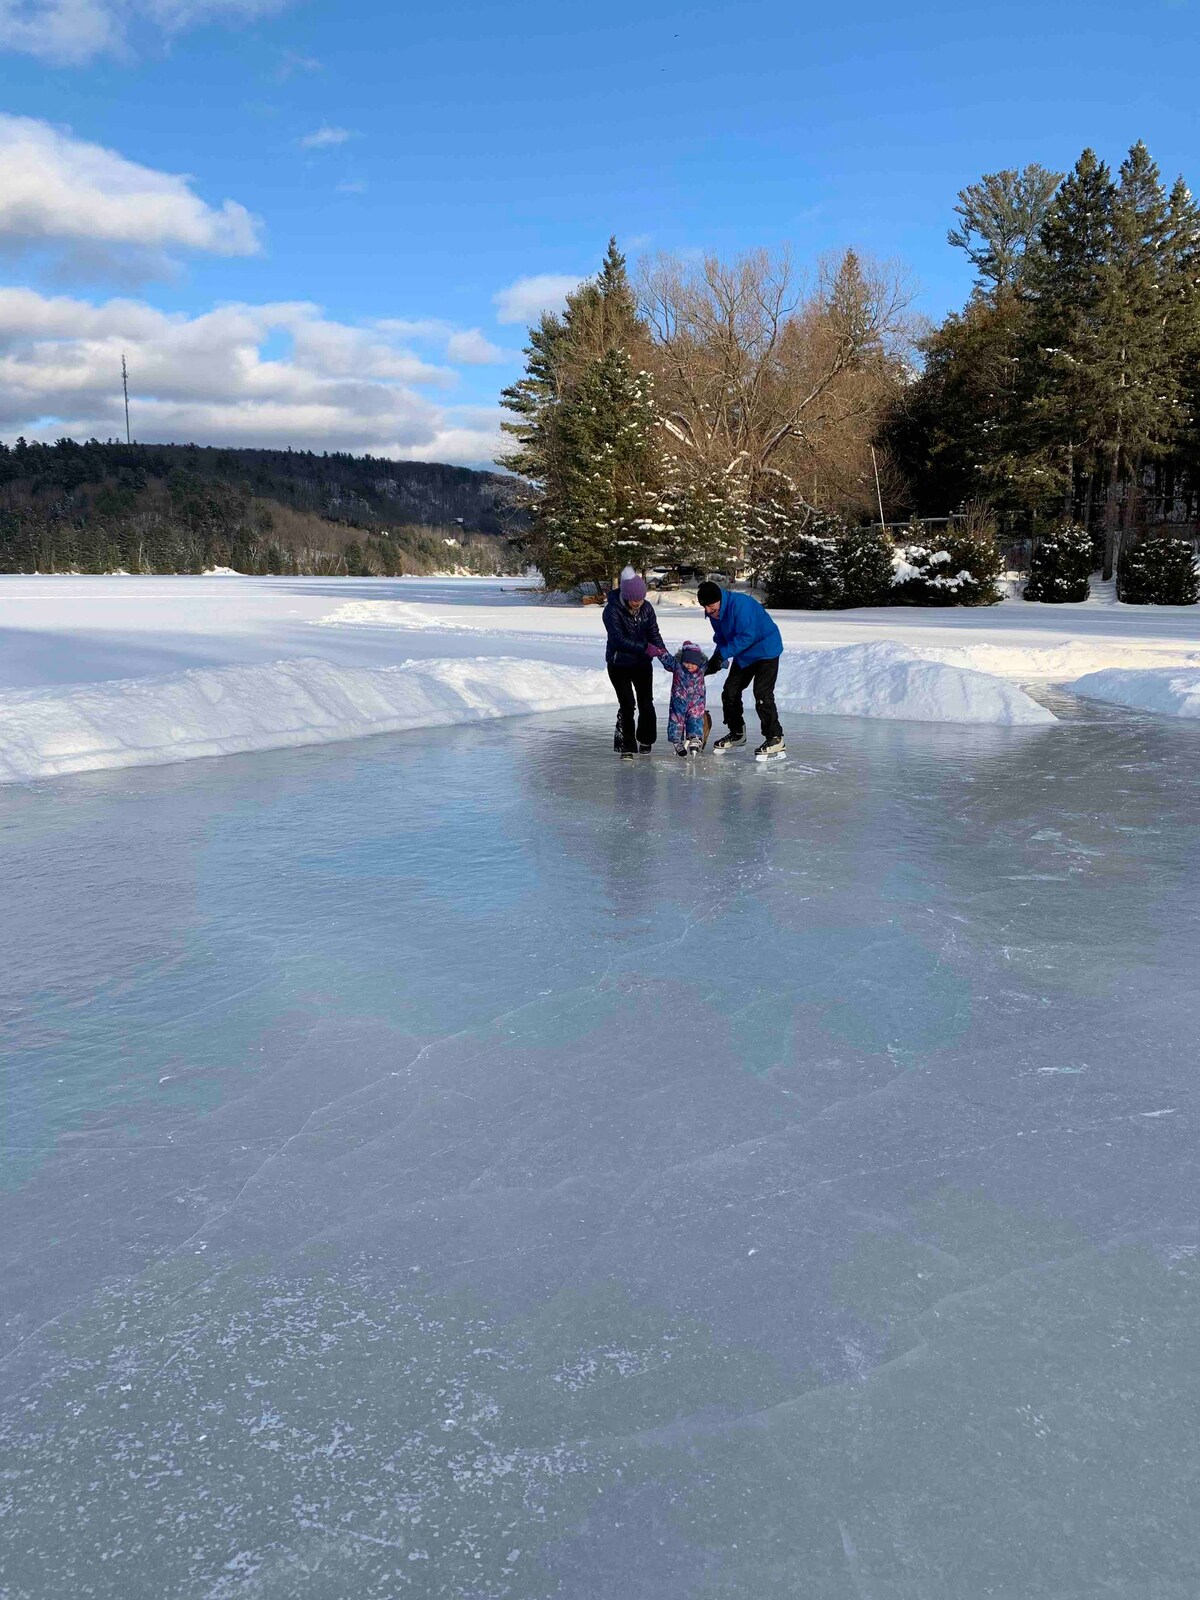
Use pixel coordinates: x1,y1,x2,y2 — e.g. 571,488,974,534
0,438,522,576
0,439,515,532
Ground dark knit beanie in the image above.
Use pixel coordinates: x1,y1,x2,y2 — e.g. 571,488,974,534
696,581,722,607
679,642,707,667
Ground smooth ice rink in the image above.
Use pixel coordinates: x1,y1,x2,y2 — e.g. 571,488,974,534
3,698,1199,1598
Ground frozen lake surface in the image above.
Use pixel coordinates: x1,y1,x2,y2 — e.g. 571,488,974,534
3,700,1199,1598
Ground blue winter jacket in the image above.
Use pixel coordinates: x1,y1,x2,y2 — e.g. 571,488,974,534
603,590,665,666
707,589,783,667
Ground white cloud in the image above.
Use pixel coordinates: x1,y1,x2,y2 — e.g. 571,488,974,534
446,327,509,365
299,124,353,150
0,286,504,465
0,114,260,267
0,0,290,64
275,47,319,79
374,318,514,366
493,272,588,326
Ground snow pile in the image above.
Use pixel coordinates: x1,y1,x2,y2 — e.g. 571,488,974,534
1070,666,1200,719
917,639,1200,681
312,600,461,630
0,656,612,783
774,642,1055,726
203,566,243,577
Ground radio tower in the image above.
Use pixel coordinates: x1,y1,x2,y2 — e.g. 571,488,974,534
121,353,131,445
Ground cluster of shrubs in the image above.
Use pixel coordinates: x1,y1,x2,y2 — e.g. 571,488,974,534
1116,533,1200,606
763,515,1002,610
764,514,1198,611
1020,522,1198,605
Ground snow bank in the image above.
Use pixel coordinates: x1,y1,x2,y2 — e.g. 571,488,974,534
1070,666,1200,719
0,642,1057,784
774,643,1055,726
313,600,461,630
0,656,611,783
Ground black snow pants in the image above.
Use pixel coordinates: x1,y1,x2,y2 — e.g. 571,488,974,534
722,657,783,742
608,659,658,751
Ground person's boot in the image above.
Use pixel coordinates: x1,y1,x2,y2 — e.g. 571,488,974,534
638,743,653,754
754,735,786,762
712,730,746,752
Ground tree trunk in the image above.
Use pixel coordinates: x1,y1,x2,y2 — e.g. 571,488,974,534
1102,456,1121,581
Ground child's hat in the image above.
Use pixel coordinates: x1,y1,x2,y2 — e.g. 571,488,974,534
679,641,706,666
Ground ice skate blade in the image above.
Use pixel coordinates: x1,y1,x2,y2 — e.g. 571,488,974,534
754,750,787,763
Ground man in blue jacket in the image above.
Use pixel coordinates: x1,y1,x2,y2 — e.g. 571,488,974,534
696,581,785,759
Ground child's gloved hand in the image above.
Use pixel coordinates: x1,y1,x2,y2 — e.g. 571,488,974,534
645,644,665,658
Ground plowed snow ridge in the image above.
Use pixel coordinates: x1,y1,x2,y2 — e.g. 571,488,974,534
0,645,1056,784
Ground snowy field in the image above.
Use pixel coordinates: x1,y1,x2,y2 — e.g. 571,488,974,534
3,576,1200,1597
3,572,1200,781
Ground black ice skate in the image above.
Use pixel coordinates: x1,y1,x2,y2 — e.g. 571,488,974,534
712,731,746,753
754,736,787,762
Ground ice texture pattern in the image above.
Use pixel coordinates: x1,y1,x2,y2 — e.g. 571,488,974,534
3,696,1199,1598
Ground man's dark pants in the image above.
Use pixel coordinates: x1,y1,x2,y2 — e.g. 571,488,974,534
722,657,783,741
608,660,658,751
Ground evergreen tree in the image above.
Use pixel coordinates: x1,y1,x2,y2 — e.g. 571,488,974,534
948,165,1062,295
838,523,896,606
538,347,663,592
765,518,843,609
1116,533,1200,604
659,467,745,574
1097,143,1179,575
1163,178,1200,516
891,513,1002,606
499,239,663,592
1021,148,1118,524
1024,523,1092,602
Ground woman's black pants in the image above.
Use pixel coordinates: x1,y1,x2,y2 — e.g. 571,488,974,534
608,660,657,751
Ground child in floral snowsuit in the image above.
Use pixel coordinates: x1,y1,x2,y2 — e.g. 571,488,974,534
646,640,712,756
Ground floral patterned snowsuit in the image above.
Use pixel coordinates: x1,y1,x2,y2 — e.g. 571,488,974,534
654,642,710,747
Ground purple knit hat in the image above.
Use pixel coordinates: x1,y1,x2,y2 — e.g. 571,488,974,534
620,573,647,602
679,640,706,666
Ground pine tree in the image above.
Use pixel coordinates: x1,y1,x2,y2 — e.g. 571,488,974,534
1021,148,1118,524
1116,533,1199,604
499,239,663,592
1163,178,1200,518
1096,143,1179,575
948,165,1062,295
538,348,663,592
1024,523,1092,602
765,518,843,609
659,467,746,574
838,523,896,606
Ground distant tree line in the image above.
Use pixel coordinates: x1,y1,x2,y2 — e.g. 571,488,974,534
503,151,1200,606
0,438,521,576
500,238,914,595
886,142,1200,583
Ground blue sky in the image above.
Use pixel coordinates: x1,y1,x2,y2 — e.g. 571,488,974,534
0,0,1197,463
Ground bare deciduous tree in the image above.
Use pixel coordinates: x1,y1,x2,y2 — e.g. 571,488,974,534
639,247,917,531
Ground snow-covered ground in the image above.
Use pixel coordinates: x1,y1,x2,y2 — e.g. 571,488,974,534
4,573,1198,781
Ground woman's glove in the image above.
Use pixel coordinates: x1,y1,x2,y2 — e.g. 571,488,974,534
645,643,665,658
704,651,724,675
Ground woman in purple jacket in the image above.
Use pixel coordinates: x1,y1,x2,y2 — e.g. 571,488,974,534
603,572,665,758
